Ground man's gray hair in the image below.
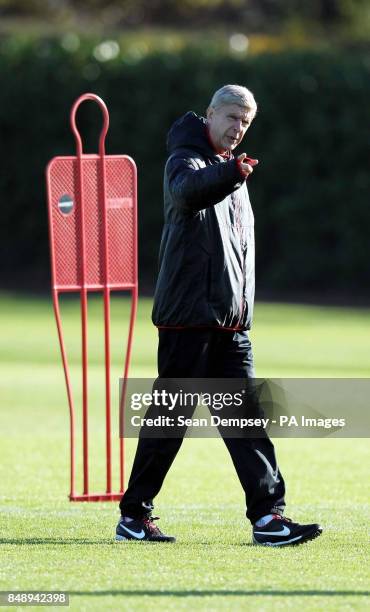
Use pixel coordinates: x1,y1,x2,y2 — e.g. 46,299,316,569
208,84,257,117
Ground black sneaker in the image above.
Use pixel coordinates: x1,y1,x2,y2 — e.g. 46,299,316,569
253,515,322,546
115,515,176,543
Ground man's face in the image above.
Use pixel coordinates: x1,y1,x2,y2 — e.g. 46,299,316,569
207,103,254,153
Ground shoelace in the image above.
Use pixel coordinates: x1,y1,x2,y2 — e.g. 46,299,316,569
274,515,298,528
143,516,162,535
274,514,292,522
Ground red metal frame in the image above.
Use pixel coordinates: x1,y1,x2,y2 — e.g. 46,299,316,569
46,93,138,501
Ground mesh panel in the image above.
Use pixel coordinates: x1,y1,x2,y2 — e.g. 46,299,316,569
106,157,135,286
47,155,136,290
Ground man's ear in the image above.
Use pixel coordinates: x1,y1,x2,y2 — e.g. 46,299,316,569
206,106,214,121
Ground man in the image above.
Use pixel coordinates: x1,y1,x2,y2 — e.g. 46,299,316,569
116,85,322,546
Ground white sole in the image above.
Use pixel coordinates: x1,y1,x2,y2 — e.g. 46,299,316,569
253,534,303,546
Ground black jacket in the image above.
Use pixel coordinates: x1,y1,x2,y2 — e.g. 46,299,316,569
152,111,255,330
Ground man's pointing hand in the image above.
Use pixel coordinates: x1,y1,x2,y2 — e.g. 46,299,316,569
237,153,259,177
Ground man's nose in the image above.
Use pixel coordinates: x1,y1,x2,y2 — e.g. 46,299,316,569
233,119,242,133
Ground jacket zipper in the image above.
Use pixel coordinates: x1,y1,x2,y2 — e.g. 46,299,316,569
240,256,246,325
233,191,246,326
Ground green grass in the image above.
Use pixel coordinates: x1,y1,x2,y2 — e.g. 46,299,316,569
0,293,369,611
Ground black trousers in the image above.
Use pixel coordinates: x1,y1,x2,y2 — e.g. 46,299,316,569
119,328,286,524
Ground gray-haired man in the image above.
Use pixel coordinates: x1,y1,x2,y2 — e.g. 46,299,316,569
116,85,322,546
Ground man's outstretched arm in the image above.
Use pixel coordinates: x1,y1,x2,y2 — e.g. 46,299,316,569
166,155,250,212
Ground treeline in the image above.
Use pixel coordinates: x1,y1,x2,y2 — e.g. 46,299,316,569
0,37,369,297
0,0,368,33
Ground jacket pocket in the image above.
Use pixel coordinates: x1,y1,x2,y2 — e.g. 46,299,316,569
206,258,212,301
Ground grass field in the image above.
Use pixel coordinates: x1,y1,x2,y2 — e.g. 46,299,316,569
0,293,369,611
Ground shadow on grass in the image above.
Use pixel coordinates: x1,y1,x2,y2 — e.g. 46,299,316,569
68,590,369,598
0,538,240,546
1,539,109,546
